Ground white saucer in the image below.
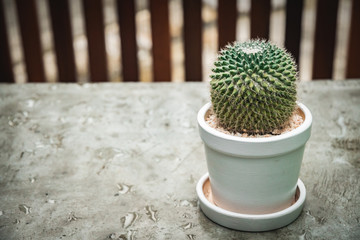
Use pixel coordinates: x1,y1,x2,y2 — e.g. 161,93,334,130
196,173,306,232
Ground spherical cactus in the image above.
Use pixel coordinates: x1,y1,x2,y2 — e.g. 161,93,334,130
210,40,298,134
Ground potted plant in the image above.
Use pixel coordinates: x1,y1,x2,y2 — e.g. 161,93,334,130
196,40,312,231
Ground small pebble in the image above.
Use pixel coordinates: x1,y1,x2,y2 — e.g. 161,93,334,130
108,233,116,239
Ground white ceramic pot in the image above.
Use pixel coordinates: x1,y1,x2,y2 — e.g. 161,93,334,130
197,102,312,214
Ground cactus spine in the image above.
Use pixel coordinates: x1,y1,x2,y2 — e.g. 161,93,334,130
210,40,298,134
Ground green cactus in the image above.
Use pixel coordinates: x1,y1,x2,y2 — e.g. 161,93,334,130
210,40,297,134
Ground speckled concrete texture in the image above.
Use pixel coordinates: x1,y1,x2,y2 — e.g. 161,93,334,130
0,81,359,239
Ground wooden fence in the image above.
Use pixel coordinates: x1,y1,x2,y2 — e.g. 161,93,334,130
0,0,359,83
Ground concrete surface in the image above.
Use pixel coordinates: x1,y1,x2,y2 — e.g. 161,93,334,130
0,81,359,239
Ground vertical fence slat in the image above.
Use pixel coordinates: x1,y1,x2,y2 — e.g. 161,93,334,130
183,0,202,81
15,0,46,82
250,0,271,39
312,0,339,80
82,0,108,82
0,0,14,82
149,0,171,82
346,0,360,79
116,0,139,82
285,0,303,64
48,0,76,82
218,0,237,50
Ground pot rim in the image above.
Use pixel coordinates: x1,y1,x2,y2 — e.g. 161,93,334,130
197,101,312,143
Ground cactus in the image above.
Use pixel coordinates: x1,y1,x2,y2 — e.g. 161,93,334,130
210,40,297,134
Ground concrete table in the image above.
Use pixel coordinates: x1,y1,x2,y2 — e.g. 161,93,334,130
0,81,359,239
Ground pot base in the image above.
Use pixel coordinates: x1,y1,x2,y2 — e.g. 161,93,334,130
196,173,306,232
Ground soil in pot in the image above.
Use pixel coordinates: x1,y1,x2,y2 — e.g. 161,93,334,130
205,107,304,138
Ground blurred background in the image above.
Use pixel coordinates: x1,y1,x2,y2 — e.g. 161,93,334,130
1,0,355,83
